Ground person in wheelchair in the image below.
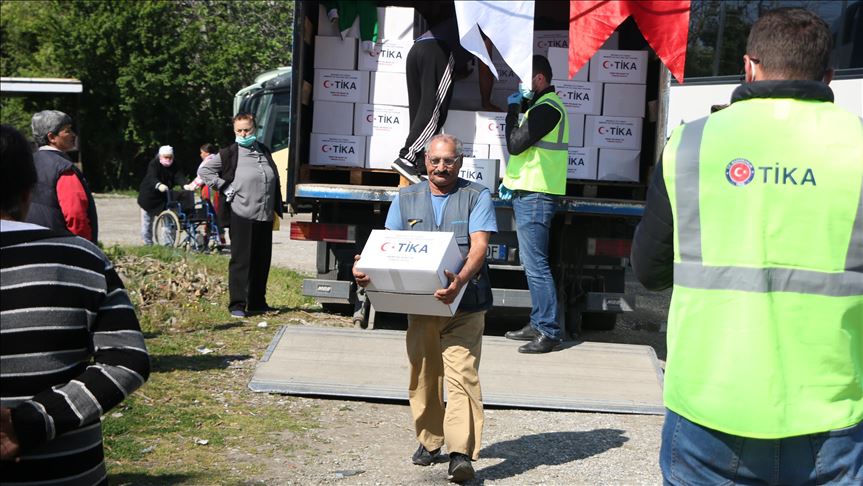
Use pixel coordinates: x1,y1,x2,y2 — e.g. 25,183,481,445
137,145,187,245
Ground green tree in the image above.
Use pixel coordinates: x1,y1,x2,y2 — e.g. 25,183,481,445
0,0,293,190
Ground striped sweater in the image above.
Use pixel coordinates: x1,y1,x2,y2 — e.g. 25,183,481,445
1,221,150,485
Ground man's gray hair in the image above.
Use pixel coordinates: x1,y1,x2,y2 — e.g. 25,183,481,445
31,110,73,147
423,133,463,156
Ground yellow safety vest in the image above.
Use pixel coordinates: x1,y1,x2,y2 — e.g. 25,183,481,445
663,95,863,438
503,92,569,195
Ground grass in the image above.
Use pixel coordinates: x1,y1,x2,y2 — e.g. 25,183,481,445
99,245,349,485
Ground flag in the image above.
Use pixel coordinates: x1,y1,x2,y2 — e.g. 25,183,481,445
454,1,535,85
569,1,691,83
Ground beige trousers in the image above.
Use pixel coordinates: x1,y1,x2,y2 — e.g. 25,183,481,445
406,310,485,460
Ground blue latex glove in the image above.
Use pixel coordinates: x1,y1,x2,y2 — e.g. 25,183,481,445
498,183,513,201
506,92,522,106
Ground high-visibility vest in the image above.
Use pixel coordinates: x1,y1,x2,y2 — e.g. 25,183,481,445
503,92,568,195
662,95,863,438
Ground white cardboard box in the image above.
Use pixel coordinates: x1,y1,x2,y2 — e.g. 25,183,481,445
568,147,598,180
377,6,415,41
357,39,411,72
462,143,489,159
492,59,520,89
369,71,409,106
313,69,369,103
474,111,508,143
354,103,410,137
310,133,366,167
547,47,588,81
589,50,649,84
442,110,478,142
317,4,360,38
555,80,603,115
460,158,499,194
312,101,354,135
568,113,585,147
488,141,510,177
598,148,640,182
357,230,466,316
585,115,643,150
602,83,646,117
314,36,358,70
366,133,405,169
533,30,569,56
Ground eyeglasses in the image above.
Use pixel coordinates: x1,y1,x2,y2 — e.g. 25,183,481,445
427,156,462,167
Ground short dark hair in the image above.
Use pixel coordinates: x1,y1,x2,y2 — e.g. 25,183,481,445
1,125,37,219
747,8,832,81
533,55,553,83
233,113,256,127
200,143,217,154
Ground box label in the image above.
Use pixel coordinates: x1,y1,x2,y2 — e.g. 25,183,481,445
314,70,368,103
310,133,365,167
355,104,409,136
589,50,648,84
587,116,643,150
358,40,411,72
567,147,598,180
555,81,602,114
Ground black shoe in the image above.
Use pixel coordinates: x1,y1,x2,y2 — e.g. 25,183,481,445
447,452,475,483
247,305,277,316
411,443,441,466
392,158,421,184
518,334,562,354
505,324,540,341
230,308,246,318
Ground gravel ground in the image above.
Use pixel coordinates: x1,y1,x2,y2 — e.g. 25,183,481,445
97,194,671,485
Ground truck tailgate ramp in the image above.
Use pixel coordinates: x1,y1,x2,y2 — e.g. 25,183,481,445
250,326,664,415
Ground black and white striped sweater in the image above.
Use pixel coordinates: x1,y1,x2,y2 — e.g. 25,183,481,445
1,221,150,485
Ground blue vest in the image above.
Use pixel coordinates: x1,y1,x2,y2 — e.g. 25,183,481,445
397,179,493,312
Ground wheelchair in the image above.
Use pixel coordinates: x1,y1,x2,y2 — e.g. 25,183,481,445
152,189,222,252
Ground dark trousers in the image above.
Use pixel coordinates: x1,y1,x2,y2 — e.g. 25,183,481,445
228,213,273,311
399,39,455,165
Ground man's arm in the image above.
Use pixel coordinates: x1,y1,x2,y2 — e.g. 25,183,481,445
56,170,93,241
505,103,561,155
631,160,674,290
436,231,490,304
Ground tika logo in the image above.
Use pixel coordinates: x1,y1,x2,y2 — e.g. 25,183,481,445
557,90,590,101
380,241,429,253
322,80,357,90
322,144,355,154
537,39,567,48
569,156,585,166
725,159,816,187
602,60,638,70
370,48,403,59
459,169,484,181
369,114,400,125
487,121,505,132
598,126,632,136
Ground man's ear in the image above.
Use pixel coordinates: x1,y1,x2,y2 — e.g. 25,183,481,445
743,54,755,83
822,67,834,85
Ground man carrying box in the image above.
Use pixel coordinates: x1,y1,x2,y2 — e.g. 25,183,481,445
354,134,497,483
499,55,569,354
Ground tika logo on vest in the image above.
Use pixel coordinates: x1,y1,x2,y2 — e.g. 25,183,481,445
725,158,816,187
380,241,429,253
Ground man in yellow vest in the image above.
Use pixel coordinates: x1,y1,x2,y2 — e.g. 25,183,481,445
500,55,569,354
632,8,862,483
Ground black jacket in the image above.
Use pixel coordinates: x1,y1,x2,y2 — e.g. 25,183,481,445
137,157,186,214
505,85,562,156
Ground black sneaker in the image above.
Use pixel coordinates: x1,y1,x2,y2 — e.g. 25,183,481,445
392,158,421,184
411,443,441,466
447,452,475,483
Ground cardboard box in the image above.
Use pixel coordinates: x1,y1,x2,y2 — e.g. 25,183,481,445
602,83,646,117
598,148,640,182
310,133,366,167
568,113,585,147
313,69,369,103
312,101,354,135
354,103,410,136
317,4,359,38
314,36,357,70
567,147,598,180
460,158,499,194
462,143,489,159
357,39,411,72
442,110,478,142
377,6,415,41
585,115,643,150
533,30,569,56
555,80,603,115
488,141,510,177
474,111,508,143
492,59,520,89
547,47,588,81
366,133,405,169
356,230,467,316
589,50,648,84
369,71,409,106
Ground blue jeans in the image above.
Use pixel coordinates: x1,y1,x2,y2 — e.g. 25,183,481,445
661,409,863,485
511,191,560,340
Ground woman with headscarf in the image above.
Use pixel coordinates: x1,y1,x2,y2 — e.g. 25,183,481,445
137,145,186,245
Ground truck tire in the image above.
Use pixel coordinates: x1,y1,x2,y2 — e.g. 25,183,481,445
582,312,617,331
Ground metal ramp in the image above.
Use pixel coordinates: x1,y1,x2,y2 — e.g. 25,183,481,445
250,326,664,415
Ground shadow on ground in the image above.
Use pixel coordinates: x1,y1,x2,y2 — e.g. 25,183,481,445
109,472,196,485
475,429,629,483
151,354,252,372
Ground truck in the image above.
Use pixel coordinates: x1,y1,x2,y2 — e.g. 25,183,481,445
235,0,862,334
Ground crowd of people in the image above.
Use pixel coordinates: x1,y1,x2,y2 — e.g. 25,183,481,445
1,6,860,485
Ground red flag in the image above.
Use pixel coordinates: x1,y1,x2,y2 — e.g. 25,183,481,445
569,0,691,83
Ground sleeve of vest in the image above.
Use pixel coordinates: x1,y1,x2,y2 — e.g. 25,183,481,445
506,103,560,155
631,160,674,291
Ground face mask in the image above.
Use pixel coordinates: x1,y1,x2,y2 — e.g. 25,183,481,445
159,157,173,167
235,134,257,147
518,82,534,101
